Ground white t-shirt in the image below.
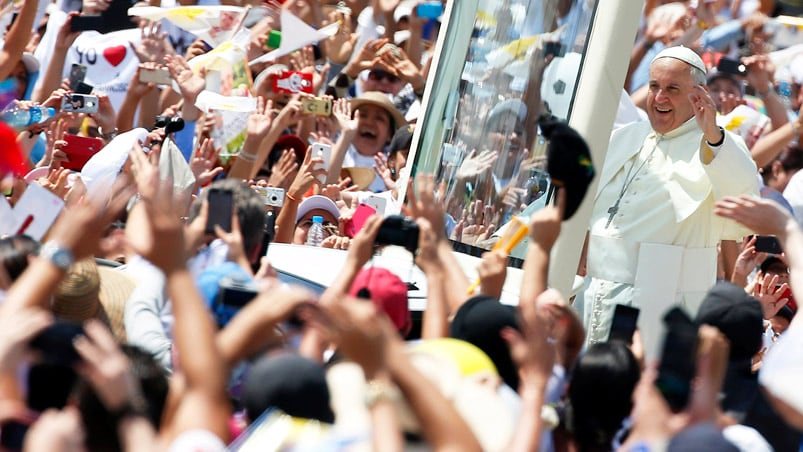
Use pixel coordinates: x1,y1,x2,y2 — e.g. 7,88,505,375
343,145,386,193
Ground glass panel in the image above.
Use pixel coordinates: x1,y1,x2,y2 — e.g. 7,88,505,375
414,0,598,264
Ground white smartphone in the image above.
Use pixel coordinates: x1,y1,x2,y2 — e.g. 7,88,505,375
364,195,387,216
312,142,332,184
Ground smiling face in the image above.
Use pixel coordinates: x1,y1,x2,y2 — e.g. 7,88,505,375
646,58,699,134
353,104,393,157
707,77,742,113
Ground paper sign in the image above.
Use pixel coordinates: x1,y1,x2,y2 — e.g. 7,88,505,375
9,183,64,241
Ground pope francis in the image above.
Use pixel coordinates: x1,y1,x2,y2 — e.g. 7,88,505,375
580,46,759,355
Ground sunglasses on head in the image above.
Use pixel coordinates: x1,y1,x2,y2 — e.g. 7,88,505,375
368,70,400,83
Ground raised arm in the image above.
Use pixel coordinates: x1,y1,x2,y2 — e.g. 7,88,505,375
0,0,39,81
126,146,229,443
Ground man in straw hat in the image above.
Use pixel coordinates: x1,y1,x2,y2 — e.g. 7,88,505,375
579,46,759,356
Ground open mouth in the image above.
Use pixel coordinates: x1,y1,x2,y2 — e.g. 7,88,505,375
655,106,671,113
358,128,378,139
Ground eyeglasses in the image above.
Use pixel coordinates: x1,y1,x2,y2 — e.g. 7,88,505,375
368,70,400,83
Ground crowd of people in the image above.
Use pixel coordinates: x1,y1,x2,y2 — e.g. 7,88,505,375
1,0,803,451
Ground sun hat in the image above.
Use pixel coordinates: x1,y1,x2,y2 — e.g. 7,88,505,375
349,91,407,132
52,258,136,342
340,167,376,191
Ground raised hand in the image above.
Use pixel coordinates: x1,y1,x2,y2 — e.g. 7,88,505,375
406,173,446,239
73,319,144,412
689,85,722,144
266,149,299,190
456,149,498,181
165,54,206,105
127,143,187,274
332,97,358,133
750,272,790,319
190,138,224,187
245,97,274,142
374,152,396,189
321,9,358,65
130,21,171,64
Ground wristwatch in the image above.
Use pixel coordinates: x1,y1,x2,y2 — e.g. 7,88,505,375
39,241,74,271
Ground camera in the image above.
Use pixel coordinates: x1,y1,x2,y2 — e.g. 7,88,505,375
254,186,285,208
153,115,185,134
375,215,419,254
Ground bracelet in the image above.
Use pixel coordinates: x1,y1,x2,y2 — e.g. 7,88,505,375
706,126,726,147
286,192,301,202
237,151,257,163
697,20,710,30
98,126,118,140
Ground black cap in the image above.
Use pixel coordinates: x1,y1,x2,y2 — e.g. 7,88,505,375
449,295,520,390
695,281,763,361
242,353,335,424
538,114,595,220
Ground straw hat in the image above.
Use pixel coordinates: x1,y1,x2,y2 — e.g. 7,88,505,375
52,259,136,342
349,91,407,132
340,167,376,191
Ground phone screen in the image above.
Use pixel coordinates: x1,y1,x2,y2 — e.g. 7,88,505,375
608,304,639,344
205,188,233,234
655,308,697,412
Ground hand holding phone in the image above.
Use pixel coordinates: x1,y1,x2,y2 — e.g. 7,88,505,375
717,57,747,76
751,235,783,254
608,304,639,344
61,134,105,171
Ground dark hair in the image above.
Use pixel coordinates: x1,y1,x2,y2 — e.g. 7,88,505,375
75,345,169,452
567,342,641,452
188,179,265,260
761,144,803,184
0,235,39,281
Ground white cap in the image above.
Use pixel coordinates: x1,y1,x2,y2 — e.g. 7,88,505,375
652,46,706,74
295,195,341,223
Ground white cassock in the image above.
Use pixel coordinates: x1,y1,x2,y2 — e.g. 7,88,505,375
579,117,758,358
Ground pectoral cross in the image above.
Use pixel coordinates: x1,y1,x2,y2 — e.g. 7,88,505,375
605,199,620,228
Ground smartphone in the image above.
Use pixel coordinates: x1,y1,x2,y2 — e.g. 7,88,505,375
61,94,99,114
69,64,87,91
655,307,697,412
216,282,259,308
416,1,443,19
752,235,783,254
61,134,105,171
345,203,377,238
74,81,94,95
205,188,234,234
29,321,85,366
272,71,314,94
254,186,285,208
139,67,172,85
608,304,639,344
300,97,332,116
717,57,747,76
364,195,387,216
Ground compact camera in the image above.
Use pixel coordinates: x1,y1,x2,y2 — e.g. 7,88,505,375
254,186,285,208
375,215,419,254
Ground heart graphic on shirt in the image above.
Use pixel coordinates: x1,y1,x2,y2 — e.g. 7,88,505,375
102,45,127,67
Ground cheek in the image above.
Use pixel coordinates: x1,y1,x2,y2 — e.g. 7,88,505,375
292,227,306,244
